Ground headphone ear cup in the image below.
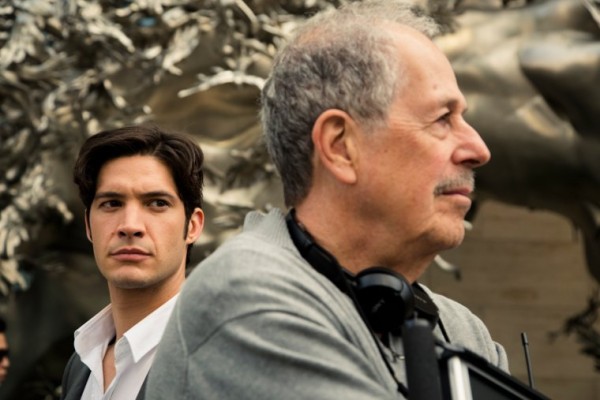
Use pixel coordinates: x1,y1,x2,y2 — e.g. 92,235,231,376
355,267,415,333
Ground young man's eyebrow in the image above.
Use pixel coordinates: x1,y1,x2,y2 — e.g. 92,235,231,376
94,191,178,201
140,191,178,201
94,191,124,201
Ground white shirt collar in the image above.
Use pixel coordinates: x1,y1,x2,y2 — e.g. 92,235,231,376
74,304,115,381
74,304,114,349
74,294,180,398
123,294,179,363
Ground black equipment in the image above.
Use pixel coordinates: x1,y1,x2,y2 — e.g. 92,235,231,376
285,209,551,400
439,345,551,400
285,210,439,334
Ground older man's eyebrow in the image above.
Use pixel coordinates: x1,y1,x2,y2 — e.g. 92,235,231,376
439,96,468,113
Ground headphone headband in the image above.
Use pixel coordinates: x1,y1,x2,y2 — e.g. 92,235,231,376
285,210,438,333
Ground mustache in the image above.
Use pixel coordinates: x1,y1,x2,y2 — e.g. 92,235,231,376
434,171,475,196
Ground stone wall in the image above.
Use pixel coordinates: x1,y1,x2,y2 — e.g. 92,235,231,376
423,200,599,399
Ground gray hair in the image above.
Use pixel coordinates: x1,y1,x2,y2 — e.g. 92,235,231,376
261,0,440,207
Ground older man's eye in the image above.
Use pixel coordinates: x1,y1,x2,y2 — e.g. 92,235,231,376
437,112,451,125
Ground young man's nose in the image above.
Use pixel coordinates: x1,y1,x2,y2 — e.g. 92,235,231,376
117,208,145,238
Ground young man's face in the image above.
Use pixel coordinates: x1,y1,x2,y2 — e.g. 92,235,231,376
86,155,203,297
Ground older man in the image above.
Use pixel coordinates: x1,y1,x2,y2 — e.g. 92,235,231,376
147,1,507,398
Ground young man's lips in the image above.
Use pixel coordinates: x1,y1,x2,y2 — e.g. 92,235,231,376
111,248,151,261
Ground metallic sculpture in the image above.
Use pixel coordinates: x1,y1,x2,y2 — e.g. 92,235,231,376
0,0,599,397
439,0,600,376
438,0,600,282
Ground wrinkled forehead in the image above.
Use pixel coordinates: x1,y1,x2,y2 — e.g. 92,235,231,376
372,24,452,95
385,22,441,55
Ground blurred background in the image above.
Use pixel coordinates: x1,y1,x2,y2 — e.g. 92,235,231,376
0,0,598,398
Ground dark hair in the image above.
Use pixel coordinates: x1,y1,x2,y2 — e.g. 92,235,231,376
73,125,204,263
0,317,6,333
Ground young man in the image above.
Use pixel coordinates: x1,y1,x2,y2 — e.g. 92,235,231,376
147,1,507,398
60,126,204,399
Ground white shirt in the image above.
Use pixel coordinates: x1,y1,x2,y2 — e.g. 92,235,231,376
74,294,179,400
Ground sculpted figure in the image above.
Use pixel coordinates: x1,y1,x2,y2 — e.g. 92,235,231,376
437,0,600,281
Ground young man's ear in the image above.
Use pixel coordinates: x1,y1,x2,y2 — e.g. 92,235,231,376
311,109,359,184
84,209,92,242
185,208,205,244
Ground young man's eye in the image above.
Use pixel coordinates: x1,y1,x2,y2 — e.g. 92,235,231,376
99,200,121,209
149,199,170,208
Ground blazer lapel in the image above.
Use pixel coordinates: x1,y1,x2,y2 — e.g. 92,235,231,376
61,352,91,400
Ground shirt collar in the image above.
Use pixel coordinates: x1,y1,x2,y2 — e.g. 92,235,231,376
74,293,180,365
74,303,115,378
123,293,179,363
74,304,114,357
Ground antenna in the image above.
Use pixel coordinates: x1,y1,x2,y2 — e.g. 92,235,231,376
521,332,535,389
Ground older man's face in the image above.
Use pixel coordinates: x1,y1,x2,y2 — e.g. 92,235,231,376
354,26,490,275
0,333,10,383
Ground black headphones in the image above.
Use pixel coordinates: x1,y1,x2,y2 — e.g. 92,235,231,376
285,210,440,335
